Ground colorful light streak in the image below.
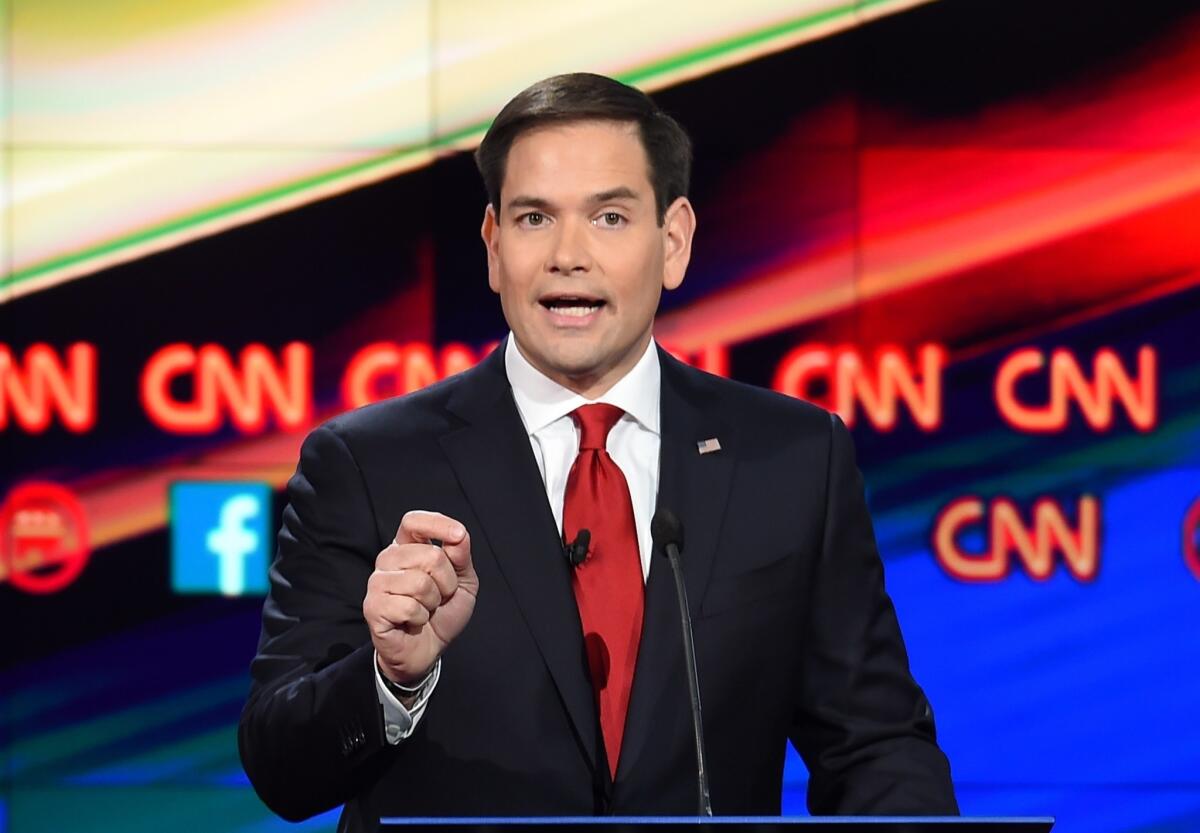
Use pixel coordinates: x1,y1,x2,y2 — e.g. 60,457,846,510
0,0,938,302
0,324,1186,590
654,150,1200,351
0,435,300,586
7,4,1200,590
658,7,1200,350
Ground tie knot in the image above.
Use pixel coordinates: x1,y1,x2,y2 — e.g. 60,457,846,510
572,403,625,450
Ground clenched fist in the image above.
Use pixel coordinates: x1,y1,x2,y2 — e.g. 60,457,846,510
364,510,479,685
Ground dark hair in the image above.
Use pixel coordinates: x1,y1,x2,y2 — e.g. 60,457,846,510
474,73,692,225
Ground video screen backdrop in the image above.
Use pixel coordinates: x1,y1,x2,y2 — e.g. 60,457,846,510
2,1,1198,831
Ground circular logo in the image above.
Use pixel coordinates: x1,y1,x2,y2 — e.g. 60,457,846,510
1185,498,1200,583
0,482,91,594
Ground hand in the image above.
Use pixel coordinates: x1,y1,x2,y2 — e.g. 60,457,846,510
364,510,479,685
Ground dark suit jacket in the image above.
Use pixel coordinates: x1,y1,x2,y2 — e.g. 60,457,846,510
238,344,957,830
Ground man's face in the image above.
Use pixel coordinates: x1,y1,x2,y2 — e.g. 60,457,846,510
481,120,695,397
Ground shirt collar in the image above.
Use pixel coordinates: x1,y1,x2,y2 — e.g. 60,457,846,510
504,334,661,437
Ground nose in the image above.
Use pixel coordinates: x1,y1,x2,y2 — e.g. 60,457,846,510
546,216,593,275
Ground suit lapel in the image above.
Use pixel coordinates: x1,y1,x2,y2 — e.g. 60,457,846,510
617,349,738,783
438,347,599,772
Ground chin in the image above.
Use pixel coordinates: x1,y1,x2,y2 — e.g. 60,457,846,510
520,330,636,384
546,353,605,380
525,343,601,377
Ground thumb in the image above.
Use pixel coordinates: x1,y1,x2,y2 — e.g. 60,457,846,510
440,527,473,577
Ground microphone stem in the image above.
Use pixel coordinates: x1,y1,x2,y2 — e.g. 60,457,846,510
666,543,713,817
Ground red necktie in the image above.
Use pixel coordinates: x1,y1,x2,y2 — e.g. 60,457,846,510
562,403,644,780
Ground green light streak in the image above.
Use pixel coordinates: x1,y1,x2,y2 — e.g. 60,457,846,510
63,724,239,784
8,676,246,778
870,410,1200,556
0,0,934,295
0,143,435,292
6,786,337,833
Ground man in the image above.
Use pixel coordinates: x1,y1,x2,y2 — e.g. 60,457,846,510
239,73,957,830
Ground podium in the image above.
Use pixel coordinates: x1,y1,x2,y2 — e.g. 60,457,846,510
379,817,1054,833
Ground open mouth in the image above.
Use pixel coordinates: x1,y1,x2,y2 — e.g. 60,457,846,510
539,296,606,318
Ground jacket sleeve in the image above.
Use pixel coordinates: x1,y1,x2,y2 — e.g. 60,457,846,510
238,422,394,821
789,413,959,815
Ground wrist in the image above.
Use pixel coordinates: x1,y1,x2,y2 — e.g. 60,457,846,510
378,658,435,704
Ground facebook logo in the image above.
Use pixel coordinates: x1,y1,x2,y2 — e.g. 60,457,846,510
170,481,272,596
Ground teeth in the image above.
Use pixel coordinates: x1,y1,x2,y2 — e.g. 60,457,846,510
554,305,598,317
544,299,601,317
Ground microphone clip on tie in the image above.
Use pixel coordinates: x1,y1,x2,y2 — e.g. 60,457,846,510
564,528,591,567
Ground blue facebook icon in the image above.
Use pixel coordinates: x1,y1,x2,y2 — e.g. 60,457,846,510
170,481,272,596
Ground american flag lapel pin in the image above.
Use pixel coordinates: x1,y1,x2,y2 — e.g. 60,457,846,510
697,437,722,455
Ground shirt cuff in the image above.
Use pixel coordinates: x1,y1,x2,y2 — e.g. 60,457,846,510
374,653,441,745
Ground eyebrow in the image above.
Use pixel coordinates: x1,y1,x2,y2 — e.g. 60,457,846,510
589,186,640,204
504,187,643,214
506,195,554,213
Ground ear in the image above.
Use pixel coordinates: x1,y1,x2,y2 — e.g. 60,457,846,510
660,196,696,292
481,204,501,293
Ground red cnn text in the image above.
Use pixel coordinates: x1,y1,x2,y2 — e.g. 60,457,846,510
141,343,312,434
0,343,97,433
995,347,1156,432
933,495,1100,582
772,344,946,431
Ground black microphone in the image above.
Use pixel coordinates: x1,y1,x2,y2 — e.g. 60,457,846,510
650,508,712,817
564,528,590,567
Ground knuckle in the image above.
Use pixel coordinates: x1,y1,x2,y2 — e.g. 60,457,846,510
414,571,436,595
418,546,444,572
402,596,424,621
375,542,400,567
376,574,395,594
398,510,428,534
403,597,428,624
390,597,411,622
393,544,427,568
435,560,457,588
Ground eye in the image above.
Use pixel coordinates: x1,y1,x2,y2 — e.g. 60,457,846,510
518,211,546,227
594,211,626,228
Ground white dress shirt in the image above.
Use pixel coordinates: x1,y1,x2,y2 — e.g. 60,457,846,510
376,335,663,743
